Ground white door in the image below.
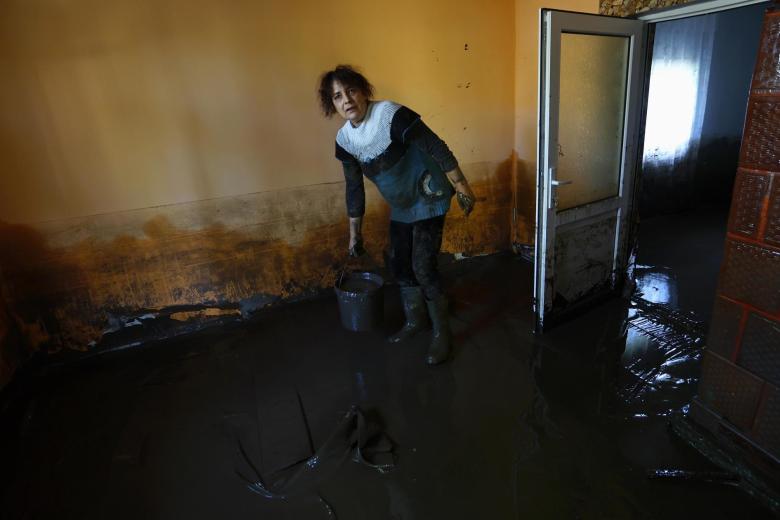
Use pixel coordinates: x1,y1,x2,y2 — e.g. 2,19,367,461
535,10,648,331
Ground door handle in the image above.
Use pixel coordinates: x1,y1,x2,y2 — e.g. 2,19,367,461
551,179,573,186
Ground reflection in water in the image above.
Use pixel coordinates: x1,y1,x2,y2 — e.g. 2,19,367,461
619,266,705,417
633,266,677,306
516,252,768,517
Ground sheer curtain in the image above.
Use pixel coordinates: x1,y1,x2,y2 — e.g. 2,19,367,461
642,16,716,175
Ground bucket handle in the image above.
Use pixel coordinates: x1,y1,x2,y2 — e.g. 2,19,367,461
336,241,374,288
337,264,348,288
337,255,354,289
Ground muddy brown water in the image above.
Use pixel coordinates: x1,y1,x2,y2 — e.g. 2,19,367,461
1,247,774,518
338,277,381,293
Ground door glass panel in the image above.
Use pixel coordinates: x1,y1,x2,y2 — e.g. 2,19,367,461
557,33,629,211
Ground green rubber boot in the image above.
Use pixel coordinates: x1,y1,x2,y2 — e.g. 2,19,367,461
425,295,451,365
388,286,429,343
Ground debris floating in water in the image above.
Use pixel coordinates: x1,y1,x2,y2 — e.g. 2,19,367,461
647,468,739,483
235,405,394,518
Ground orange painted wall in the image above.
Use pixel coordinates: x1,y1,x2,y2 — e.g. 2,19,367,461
0,0,514,223
0,0,521,382
0,0,606,387
513,0,600,244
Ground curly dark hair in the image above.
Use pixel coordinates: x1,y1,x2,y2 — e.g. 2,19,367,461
317,65,374,117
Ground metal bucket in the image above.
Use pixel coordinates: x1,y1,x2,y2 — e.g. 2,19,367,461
334,272,384,331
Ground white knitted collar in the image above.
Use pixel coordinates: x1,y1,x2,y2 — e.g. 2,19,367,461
336,100,401,163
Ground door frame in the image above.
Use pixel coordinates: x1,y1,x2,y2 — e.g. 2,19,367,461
535,10,648,331
533,0,770,333
627,0,771,284
637,0,768,22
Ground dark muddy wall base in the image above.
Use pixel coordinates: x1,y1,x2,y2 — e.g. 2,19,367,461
0,287,30,390
28,250,502,369
0,166,513,391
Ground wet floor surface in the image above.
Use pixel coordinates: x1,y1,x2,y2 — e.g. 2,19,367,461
1,225,775,518
634,207,729,325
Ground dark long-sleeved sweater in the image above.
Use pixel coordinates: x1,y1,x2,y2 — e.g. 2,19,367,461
335,101,458,222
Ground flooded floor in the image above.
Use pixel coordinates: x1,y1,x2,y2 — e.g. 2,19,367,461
1,211,774,519
634,207,729,325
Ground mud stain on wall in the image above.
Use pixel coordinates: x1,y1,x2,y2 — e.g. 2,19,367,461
169,308,242,322
2,215,360,350
0,161,514,368
0,268,34,389
0,222,78,350
444,157,514,254
0,293,21,389
511,157,536,246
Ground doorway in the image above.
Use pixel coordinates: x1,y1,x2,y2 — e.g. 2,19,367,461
635,2,769,326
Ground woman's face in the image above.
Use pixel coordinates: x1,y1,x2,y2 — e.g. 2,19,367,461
331,80,369,125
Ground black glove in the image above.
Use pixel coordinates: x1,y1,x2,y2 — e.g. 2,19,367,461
349,237,365,258
456,192,475,217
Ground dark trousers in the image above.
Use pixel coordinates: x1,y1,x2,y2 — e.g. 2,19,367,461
389,215,446,300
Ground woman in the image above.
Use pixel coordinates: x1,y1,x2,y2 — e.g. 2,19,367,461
318,65,476,365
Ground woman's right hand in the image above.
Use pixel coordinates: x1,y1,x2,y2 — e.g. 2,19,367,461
348,216,365,257
349,235,365,257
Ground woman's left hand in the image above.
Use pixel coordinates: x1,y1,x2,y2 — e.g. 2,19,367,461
456,191,475,217
445,166,477,217
455,182,476,217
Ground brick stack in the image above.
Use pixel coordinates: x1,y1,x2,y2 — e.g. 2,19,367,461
695,4,780,463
